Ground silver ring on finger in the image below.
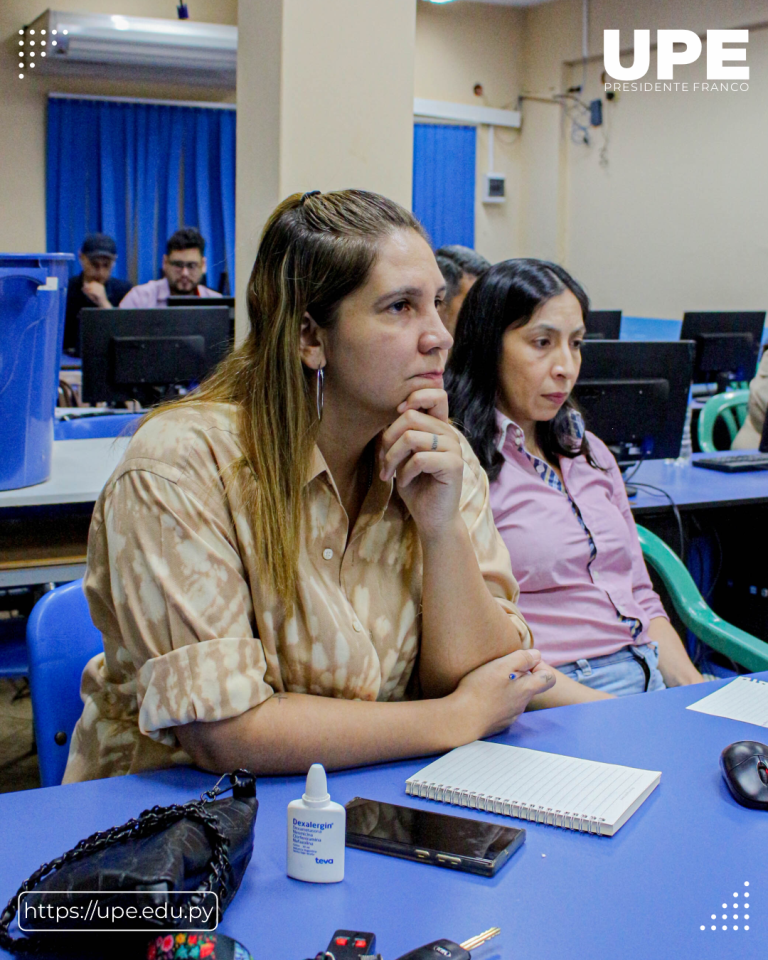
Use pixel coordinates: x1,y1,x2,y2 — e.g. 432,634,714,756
431,434,439,451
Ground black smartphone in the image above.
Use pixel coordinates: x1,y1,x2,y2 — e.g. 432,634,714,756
344,797,525,877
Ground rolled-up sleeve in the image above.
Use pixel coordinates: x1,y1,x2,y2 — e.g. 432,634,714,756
455,433,533,648
103,467,274,741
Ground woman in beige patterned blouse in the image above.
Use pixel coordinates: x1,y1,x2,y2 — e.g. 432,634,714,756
64,190,554,783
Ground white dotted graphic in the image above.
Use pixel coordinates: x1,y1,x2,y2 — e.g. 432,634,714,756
701,881,752,931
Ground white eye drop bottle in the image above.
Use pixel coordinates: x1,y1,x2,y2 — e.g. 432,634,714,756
287,763,345,882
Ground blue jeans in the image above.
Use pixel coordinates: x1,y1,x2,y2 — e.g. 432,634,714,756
557,642,666,696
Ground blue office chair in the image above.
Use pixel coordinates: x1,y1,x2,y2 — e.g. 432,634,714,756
26,579,103,787
54,413,141,441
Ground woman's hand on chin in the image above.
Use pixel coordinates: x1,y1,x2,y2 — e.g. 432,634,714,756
396,387,450,424
379,387,464,542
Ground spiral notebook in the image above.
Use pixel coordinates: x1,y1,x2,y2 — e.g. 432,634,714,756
405,741,661,836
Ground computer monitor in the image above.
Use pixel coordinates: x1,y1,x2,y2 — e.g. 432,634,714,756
572,340,695,463
167,296,236,326
80,307,232,406
585,310,622,341
680,311,765,392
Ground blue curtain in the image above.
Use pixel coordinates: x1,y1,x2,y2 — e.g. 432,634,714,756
46,97,236,292
412,123,476,250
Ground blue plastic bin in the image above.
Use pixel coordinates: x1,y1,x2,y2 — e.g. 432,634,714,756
0,253,73,490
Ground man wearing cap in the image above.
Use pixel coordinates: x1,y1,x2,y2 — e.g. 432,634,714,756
64,233,133,356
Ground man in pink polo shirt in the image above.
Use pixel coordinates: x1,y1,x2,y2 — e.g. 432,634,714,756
119,227,221,308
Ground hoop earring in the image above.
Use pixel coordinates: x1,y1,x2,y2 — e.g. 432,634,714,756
316,367,325,421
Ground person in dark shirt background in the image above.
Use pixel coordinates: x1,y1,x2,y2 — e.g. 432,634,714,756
63,233,133,356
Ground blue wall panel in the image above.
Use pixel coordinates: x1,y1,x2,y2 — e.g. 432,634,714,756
413,123,476,250
47,97,235,291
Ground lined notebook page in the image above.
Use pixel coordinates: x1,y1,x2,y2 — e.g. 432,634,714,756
687,677,768,727
405,741,661,836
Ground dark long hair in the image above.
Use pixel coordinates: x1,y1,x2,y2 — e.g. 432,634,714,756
446,258,603,482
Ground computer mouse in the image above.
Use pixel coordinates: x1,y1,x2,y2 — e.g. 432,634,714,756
720,741,768,810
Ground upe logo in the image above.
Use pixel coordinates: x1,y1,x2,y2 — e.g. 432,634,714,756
604,29,749,81
315,857,334,864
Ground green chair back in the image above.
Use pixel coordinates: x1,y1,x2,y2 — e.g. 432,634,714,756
697,390,749,452
636,524,768,672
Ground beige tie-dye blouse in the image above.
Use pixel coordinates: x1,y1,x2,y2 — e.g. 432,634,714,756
63,402,530,783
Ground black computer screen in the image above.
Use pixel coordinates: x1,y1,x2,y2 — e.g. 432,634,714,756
167,294,234,316
80,307,232,406
167,296,235,309
680,312,765,388
572,340,695,462
585,310,622,341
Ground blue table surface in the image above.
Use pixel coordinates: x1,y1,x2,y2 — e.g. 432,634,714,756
630,453,768,513
2,677,768,960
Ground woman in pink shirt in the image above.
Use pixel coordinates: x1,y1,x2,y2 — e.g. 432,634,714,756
446,259,704,706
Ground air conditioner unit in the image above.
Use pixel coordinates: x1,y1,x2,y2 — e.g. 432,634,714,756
17,10,237,86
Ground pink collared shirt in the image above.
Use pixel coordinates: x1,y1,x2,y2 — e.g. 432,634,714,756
119,278,221,308
490,413,667,667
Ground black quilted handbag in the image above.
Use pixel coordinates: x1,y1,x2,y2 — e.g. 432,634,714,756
0,770,257,957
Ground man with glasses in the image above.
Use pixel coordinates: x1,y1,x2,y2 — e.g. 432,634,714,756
64,233,134,355
119,227,221,308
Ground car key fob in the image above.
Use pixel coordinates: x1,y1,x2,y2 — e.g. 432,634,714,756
393,927,500,960
394,940,470,960
325,930,377,960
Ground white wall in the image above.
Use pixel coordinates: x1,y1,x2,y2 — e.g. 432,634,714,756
235,0,416,338
566,33,768,317
280,0,416,206
415,0,526,264
520,0,768,318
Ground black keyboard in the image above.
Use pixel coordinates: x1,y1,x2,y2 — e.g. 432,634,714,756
693,453,768,473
